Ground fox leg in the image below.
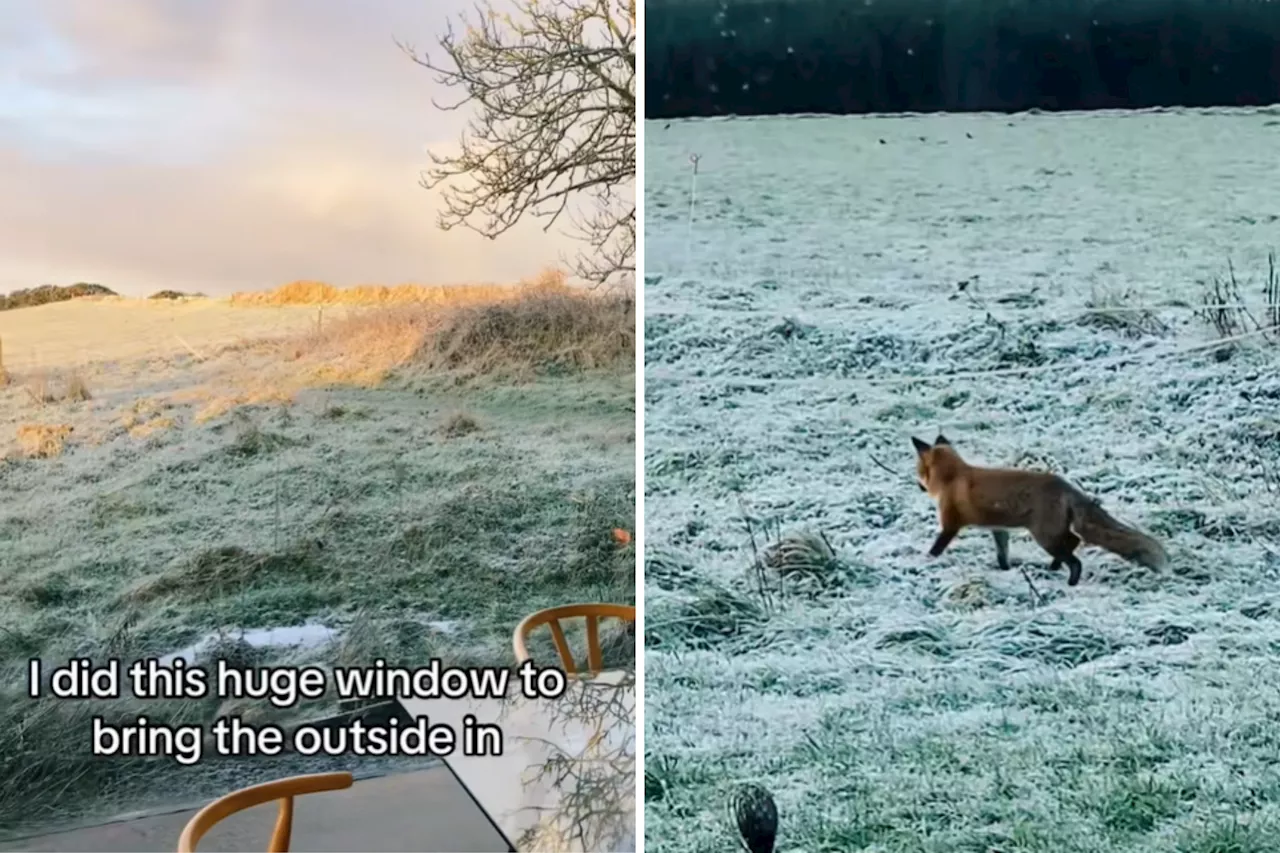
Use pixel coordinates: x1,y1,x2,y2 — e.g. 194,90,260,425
991,530,1011,571
1033,528,1083,585
1048,531,1083,585
1059,535,1084,586
930,504,961,558
929,528,958,557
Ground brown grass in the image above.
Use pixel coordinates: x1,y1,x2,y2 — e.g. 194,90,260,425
420,287,635,377
23,372,56,405
120,400,179,439
128,417,176,439
65,372,92,402
21,370,92,406
193,387,296,424
229,268,573,307
16,424,74,458
125,275,633,428
286,280,634,383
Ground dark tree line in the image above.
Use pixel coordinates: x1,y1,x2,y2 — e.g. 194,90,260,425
646,0,1280,117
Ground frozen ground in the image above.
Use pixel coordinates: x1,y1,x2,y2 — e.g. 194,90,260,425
0,296,634,836
643,108,1280,852
0,297,330,370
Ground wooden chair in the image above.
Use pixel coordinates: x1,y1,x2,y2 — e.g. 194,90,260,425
513,603,636,677
177,771,354,852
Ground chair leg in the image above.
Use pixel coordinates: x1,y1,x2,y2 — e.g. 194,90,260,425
586,615,603,674
269,796,295,852
548,620,577,676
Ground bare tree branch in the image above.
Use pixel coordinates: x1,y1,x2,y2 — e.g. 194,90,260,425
399,0,635,287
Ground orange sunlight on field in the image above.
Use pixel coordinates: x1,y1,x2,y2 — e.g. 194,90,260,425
229,267,572,307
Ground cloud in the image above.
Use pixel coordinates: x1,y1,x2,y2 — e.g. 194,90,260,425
0,136,565,295
0,0,580,296
37,0,243,87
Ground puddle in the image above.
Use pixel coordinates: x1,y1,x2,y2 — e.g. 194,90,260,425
158,622,339,666
155,617,460,668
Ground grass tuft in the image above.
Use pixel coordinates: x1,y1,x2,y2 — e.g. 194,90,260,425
15,423,74,458
759,529,843,585
1082,286,1169,337
421,287,635,378
124,542,327,605
282,283,633,386
440,412,481,438
648,583,768,651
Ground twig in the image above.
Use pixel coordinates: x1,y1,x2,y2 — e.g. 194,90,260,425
867,452,910,484
1267,251,1279,340
738,496,774,613
174,335,206,362
685,153,701,270
1018,565,1045,607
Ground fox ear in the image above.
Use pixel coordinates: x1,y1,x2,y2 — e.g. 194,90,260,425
934,433,950,446
911,436,931,454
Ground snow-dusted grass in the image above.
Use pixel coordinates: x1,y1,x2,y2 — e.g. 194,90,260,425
0,295,634,836
643,108,1280,852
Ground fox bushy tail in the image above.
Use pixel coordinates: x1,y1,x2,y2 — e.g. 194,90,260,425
1071,500,1167,569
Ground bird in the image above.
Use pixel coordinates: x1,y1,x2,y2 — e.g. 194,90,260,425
731,783,778,853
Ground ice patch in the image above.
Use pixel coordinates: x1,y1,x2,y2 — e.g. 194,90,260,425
405,614,464,636
158,622,338,666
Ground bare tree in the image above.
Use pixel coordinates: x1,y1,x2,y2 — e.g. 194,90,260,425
401,0,635,287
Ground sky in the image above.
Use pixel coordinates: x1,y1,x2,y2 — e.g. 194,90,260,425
0,0,577,296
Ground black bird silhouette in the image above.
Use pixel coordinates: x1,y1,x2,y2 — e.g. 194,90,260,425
731,784,778,853
878,138,886,145
966,132,973,139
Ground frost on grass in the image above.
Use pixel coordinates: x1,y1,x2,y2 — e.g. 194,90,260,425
644,109,1280,853
0,289,634,837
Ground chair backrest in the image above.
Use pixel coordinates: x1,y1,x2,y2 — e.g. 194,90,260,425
177,771,354,852
513,602,636,677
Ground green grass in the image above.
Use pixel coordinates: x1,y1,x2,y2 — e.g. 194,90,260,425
0,368,634,836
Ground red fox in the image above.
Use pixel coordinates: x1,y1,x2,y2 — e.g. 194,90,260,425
911,434,1167,586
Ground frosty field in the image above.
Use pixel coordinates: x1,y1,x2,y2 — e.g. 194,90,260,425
643,108,1280,852
0,291,634,837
